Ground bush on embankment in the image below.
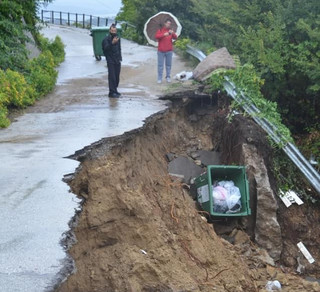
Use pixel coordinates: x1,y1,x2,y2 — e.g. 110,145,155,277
0,36,65,128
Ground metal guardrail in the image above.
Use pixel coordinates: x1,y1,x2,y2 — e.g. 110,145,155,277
40,10,111,28
186,45,206,62
223,77,320,193
184,45,320,193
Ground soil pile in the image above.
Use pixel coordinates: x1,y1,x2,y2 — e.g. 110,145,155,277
57,99,320,292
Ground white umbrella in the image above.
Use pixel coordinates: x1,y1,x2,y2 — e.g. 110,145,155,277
143,11,182,47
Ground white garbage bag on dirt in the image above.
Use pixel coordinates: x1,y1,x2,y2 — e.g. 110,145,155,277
174,71,193,81
265,280,282,291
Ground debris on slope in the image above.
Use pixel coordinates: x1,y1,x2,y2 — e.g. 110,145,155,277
57,96,320,292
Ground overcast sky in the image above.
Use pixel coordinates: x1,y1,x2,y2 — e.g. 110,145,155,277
41,0,122,17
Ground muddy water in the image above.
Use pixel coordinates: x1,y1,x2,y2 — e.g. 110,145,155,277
0,25,169,292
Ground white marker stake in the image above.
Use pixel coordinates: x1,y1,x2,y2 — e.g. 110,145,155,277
280,192,292,207
287,190,304,205
279,190,304,208
297,242,315,264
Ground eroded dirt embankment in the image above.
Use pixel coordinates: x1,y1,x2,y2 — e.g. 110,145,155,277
57,98,320,292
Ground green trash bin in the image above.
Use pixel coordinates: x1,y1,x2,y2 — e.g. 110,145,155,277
195,165,251,217
90,25,122,61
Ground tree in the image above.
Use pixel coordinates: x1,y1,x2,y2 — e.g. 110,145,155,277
0,0,52,71
117,0,320,134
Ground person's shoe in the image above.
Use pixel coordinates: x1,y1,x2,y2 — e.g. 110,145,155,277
166,77,171,83
116,91,121,96
108,93,119,98
157,80,162,84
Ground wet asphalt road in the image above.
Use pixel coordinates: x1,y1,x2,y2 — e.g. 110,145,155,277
0,25,165,292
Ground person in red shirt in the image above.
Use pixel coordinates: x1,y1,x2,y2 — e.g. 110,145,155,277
155,19,178,83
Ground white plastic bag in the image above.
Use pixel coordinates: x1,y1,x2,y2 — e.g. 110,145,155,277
212,186,228,213
212,180,242,213
226,185,242,213
174,71,193,81
265,280,282,291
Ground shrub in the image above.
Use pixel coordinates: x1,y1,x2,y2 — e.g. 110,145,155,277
5,69,35,107
0,70,10,107
0,35,64,128
26,51,58,98
174,38,190,51
120,25,145,44
208,64,293,145
0,68,36,127
38,35,65,65
0,105,10,128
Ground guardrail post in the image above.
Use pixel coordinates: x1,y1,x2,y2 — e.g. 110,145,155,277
41,10,44,22
76,13,78,27
97,16,100,27
83,14,85,28
90,15,92,28
68,12,70,26
51,11,54,24
60,12,62,25
105,18,108,26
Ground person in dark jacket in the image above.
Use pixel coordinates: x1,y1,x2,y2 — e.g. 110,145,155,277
102,24,122,98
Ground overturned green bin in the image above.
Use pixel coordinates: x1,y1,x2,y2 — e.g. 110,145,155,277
195,165,251,217
90,26,122,61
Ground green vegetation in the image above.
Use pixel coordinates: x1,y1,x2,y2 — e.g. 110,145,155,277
0,0,65,127
117,0,319,164
38,34,65,66
208,65,293,146
118,0,319,196
0,36,65,127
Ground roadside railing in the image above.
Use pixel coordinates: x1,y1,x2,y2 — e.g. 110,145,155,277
223,77,320,194
185,46,320,193
40,10,112,29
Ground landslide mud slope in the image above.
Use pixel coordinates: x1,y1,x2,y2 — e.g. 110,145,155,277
57,99,320,292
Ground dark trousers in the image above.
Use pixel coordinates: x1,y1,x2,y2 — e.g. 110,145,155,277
107,62,121,94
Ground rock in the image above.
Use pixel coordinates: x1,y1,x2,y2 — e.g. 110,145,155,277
266,265,277,278
196,150,221,166
165,153,176,162
303,281,319,292
168,156,203,183
275,273,289,286
281,244,297,267
188,114,198,122
218,115,282,260
200,216,207,222
24,18,40,59
213,218,238,235
257,249,276,266
168,173,185,183
234,230,250,245
310,281,320,291
193,47,236,81
224,283,243,292
241,144,283,260
62,173,75,183
190,152,200,159
194,159,202,166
